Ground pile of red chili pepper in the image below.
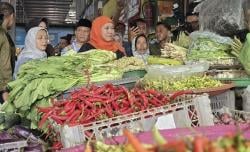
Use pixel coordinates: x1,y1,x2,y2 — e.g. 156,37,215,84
38,84,171,127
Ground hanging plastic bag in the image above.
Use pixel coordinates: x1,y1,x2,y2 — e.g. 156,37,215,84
198,0,247,36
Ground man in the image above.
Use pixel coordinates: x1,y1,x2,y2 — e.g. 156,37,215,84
150,22,171,56
54,34,72,55
185,12,199,34
0,2,16,103
61,19,92,55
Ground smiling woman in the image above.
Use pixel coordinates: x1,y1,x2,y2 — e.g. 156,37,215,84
79,16,125,59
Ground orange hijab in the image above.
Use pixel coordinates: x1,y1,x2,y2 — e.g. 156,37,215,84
89,16,125,52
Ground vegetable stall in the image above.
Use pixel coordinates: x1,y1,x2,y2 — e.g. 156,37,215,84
1,21,250,152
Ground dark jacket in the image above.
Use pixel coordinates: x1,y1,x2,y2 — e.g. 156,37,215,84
79,43,125,59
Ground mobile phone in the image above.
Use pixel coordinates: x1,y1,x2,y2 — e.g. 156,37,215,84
129,22,137,28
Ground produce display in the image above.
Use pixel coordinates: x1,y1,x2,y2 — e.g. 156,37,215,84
173,31,191,49
1,50,123,129
0,125,47,151
108,57,145,72
65,128,250,152
187,37,233,61
161,43,187,61
147,56,183,66
231,33,250,75
38,84,170,127
143,75,222,92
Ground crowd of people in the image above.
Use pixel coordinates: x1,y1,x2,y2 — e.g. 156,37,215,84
0,2,199,103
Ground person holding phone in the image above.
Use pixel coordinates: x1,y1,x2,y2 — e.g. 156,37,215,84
125,18,148,56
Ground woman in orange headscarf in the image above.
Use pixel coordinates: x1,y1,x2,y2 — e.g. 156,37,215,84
79,16,125,58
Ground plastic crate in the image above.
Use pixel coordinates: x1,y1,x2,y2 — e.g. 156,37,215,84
209,90,235,113
53,94,214,148
0,140,27,152
216,107,250,123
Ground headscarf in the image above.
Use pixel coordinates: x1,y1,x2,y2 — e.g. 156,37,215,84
132,34,150,63
18,27,48,59
14,27,48,79
89,16,124,52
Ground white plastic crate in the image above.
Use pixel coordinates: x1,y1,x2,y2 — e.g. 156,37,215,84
219,107,250,123
209,90,235,113
0,140,27,152
53,94,214,148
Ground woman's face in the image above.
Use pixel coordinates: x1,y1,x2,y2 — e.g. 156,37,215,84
101,23,115,42
136,36,148,54
36,29,48,51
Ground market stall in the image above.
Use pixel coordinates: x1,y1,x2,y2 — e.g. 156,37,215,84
1,0,250,151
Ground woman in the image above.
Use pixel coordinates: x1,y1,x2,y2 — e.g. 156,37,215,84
14,27,48,79
25,17,55,57
133,34,150,63
79,16,125,58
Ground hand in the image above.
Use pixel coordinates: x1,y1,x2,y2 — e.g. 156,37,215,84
2,92,9,102
128,26,140,41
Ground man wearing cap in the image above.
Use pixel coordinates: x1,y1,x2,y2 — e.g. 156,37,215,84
61,19,92,55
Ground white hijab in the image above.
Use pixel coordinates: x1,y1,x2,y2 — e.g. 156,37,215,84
14,27,48,79
18,27,48,59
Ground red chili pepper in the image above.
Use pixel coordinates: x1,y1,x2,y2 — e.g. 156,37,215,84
80,110,103,124
51,115,68,121
121,86,135,105
137,91,149,108
84,100,94,108
105,105,113,118
120,107,134,115
51,116,63,125
170,90,193,100
147,89,161,97
66,110,81,123
39,110,53,128
66,103,77,116
150,97,162,107
111,101,119,111
93,86,107,95
64,101,75,111
104,95,122,104
53,100,69,107
37,107,53,113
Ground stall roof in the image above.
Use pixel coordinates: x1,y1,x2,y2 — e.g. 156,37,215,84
16,0,77,25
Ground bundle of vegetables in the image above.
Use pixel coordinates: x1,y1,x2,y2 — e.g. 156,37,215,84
143,75,222,92
0,125,47,151
147,56,183,66
173,31,191,49
1,50,123,129
71,127,250,152
38,84,170,127
108,57,145,72
188,32,233,61
0,113,21,130
161,43,187,61
231,33,250,75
